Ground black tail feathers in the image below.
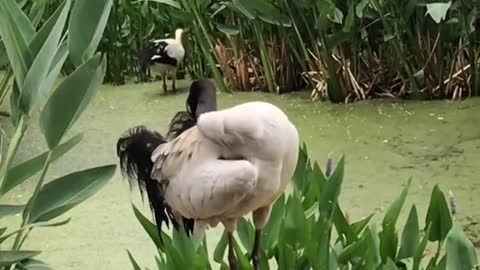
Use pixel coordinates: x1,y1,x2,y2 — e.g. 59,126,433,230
116,126,193,240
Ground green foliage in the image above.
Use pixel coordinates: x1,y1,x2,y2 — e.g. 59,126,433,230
0,0,115,268
127,144,479,270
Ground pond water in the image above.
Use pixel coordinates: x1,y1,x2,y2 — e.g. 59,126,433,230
1,79,479,269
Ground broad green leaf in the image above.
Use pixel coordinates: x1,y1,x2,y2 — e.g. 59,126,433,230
350,213,375,235
2,0,35,43
426,1,452,23
39,54,106,149
284,195,307,248
237,217,254,251
131,203,171,251
1,134,83,195
69,0,113,66
413,223,431,270
232,237,253,270
216,24,240,36
425,185,452,242
35,40,69,108
398,205,420,259
337,233,368,264
16,258,52,270
384,257,399,269
19,0,70,115
27,165,116,223
231,0,256,20
317,155,346,267
28,0,68,57
356,0,371,18
126,250,142,270
365,225,381,268
213,231,228,263
0,1,33,87
333,204,357,244
379,178,411,262
0,251,40,267
262,194,285,253
0,204,24,218
171,228,196,265
445,223,478,270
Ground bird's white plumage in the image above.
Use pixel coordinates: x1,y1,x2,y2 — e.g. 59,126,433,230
150,101,299,233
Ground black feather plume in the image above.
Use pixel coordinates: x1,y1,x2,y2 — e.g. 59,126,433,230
116,126,185,241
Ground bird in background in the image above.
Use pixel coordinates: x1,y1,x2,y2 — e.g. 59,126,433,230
138,28,185,94
116,80,299,270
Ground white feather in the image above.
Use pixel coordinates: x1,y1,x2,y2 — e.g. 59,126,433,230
150,101,299,231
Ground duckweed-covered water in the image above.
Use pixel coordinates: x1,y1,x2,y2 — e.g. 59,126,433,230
1,79,479,269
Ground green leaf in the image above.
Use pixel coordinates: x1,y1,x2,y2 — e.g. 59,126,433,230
231,0,256,20
398,205,420,259
445,223,478,270
317,155,346,267
16,258,53,270
425,185,452,242
2,0,35,42
262,194,285,253
19,0,70,115
426,1,452,23
126,250,142,270
0,251,40,267
216,24,240,36
69,0,113,66
28,0,67,58
213,231,228,263
237,217,254,251
0,204,24,218
379,178,411,262
27,165,116,223
384,257,399,269
39,54,106,149
413,223,431,270
144,0,182,9
131,203,170,251
0,0,33,87
1,134,83,195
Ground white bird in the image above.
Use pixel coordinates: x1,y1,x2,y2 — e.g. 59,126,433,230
138,28,186,94
116,81,299,270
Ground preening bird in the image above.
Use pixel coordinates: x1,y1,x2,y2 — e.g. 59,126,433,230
138,28,185,94
116,81,299,270
117,79,217,239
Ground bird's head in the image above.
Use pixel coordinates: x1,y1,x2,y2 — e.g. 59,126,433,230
186,79,217,119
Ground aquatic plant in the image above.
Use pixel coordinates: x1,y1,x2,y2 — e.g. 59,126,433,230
127,143,479,269
0,0,116,268
5,0,477,102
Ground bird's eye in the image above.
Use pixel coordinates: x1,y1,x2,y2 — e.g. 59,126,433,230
146,143,152,148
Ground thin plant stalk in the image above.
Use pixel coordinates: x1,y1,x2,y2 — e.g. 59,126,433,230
0,116,27,192
11,151,52,252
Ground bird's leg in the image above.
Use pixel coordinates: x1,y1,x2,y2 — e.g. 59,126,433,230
228,232,238,270
250,206,272,270
162,74,167,94
250,229,262,270
171,71,177,93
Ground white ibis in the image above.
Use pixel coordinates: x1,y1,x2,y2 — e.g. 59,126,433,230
116,80,299,270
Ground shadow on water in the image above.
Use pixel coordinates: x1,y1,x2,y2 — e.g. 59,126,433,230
1,79,480,269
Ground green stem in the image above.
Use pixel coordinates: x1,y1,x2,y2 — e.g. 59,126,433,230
0,116,27,192
11,151,52,252
433,240,443,265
